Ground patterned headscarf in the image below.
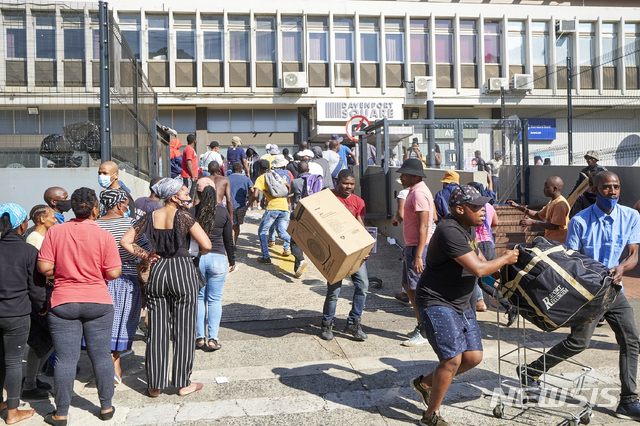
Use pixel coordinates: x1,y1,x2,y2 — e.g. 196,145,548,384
0,203,27,229
100,188,128,210
152,177,184,199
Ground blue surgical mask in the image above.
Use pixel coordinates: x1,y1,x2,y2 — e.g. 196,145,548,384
98,174,114,188
597,192,619,212
123,206,130,217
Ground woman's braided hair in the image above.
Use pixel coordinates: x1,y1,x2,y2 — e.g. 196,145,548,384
71,187,98,219
29,204,49,224
196,185,217,235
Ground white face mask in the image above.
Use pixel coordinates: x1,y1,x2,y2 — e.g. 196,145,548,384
98,173,115,188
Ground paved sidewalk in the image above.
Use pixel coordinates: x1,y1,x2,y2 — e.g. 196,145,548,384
9,209,640,426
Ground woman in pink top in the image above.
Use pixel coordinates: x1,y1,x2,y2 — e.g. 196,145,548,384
38,188,121,426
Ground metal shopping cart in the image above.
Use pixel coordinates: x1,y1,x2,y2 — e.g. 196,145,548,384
492,294,593,426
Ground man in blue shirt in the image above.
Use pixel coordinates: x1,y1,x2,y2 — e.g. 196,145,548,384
330,135,357,168
228,161,254,246
434,171,460,221
520,172,640,420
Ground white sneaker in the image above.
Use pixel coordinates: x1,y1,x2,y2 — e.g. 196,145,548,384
402,332,429,347
406,324,421,338
295,260,307,278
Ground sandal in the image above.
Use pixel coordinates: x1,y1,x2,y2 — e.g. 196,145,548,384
195,338,206,350
178,382,204,396
205,338,221,352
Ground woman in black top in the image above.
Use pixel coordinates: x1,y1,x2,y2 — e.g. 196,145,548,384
190,184,235,351
0,203,46,424
121,178,211,398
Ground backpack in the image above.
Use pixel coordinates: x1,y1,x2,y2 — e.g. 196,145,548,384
331,157,345,178
301,174,324,198
264,170,289,197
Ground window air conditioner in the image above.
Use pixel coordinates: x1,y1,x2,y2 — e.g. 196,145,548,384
556,20,577,34
282,72,308,91
511,74,534,91
414,76,433,93
488,77,508,92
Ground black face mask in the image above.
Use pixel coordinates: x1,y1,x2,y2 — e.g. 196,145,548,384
56,200,72,212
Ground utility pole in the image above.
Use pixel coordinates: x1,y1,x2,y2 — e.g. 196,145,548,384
426,78,436,167
99,1,111,161
567,56,573,165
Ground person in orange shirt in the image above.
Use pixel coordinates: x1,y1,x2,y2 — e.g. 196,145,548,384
508,176,570,244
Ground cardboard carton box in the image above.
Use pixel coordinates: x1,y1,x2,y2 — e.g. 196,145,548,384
287,189,375,284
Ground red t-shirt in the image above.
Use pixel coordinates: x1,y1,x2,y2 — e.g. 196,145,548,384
38,219,122,308
181,145,197,178
332,190,366,218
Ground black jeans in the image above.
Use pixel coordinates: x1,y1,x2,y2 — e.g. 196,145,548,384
49,303,114,416
291,238,305,271
0,315,30,409
528,293,639,404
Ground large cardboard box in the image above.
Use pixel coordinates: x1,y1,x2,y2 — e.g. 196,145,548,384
287,189,375,284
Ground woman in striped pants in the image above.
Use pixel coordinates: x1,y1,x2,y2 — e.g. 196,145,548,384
122,178,211,397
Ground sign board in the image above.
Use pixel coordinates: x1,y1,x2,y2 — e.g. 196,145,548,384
345,115,371,142
434,128,479,139
528,118,556,140
317,99,404,122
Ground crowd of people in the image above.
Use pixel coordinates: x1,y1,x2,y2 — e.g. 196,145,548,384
1,139,639,426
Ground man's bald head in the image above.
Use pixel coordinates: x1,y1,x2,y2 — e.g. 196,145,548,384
208,161,220,175
546,176,564,190
99,161,119,175
298,160,309,174
44,187,68,207
594,171,618,188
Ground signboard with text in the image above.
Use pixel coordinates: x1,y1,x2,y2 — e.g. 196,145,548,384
317,99,404,122
528,118,556,140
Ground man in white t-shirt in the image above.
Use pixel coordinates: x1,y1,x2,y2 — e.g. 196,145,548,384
298,149,324,176
322,139,343,176
201,141,223,176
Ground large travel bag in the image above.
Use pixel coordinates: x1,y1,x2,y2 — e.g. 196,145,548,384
500,237,620,332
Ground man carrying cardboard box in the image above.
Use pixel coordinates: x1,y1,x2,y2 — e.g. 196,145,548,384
320,169,370,341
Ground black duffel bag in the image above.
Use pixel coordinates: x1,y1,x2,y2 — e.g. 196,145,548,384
500,237,620,332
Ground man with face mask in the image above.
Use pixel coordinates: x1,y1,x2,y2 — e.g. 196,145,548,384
44,187,70,224
98,161,136,218
518,172,640,421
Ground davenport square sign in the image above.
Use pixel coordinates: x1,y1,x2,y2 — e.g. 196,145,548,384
317,99,404,122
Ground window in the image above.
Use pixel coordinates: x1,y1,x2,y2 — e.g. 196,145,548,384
159,109,195,133
410,19,428,63
256,17,275,62
90,13,99,61
531,22,548,65
282,16,302,62
556,36,571,65
119,13,141,60
174,15,195,60
202,15,223,60
360,18,379,62
62,13,85,60
207,109,298,133
484,21,501,64
147,15,168,60
385,19,404,62
334,17,354,62
602,23,617,65
579,23,595,65
229,15,249,61
460,20,477,64
35,13,56,59
308,17,328,62
625,23,639,67
4,11,27,59
435,19,452,64
508,21,525,65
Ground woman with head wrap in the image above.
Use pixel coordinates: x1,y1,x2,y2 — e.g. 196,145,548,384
189,185,235,352
96,189,150,385
0,203,46,424
37,188,121,425
121,177,211,397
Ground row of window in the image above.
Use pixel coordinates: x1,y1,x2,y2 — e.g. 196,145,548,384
159,108,298,133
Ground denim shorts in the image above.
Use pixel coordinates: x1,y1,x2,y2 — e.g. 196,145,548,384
420,305,483,361
402,246,427,291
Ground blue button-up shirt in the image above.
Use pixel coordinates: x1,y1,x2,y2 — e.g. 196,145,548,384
565,203,640,268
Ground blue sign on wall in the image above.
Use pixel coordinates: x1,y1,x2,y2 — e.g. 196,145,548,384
528,118,556,140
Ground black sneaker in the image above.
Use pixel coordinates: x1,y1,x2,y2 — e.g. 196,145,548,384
343,318,367,341
616,400,640,420
321,319,334,340
21,387,50,400
410,375,431,407
506,306,518,327
517,365,541,403
420,411,449,426
257,256,272,264
37,378,52,390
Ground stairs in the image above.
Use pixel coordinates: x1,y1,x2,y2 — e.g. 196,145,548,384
493,205,545,256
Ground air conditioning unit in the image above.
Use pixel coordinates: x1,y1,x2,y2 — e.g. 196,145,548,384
556,19,577,34
414,76,434,93
488,77,508,92
282,72,307,91
511,74,534,91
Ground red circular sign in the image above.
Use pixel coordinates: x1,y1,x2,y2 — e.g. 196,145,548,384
345,115,371,142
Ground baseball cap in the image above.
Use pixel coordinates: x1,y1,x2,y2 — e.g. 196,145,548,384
330,134,344,143
584,150,599,161
449,185,490,207
396,158,426,177
494,150,503,157
259,159,271,170
441,170,460,184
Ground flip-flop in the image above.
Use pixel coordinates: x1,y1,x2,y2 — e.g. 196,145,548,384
195,338,206,350
179,382,204,396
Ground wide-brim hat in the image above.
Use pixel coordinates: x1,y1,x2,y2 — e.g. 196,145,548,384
396,158,426,177
584,150,599,161
441,170,460,184
271,154,288,168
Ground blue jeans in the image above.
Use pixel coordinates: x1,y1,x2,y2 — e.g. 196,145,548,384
268,215,290,243
197,253,228,340
258,210,291,258
323,262,369,323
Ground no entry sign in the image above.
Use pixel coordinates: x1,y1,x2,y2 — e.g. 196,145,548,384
345,115,371,142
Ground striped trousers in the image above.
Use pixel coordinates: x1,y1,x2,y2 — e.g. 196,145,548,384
145,256,199,389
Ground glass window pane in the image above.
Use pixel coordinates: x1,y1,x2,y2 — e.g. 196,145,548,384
508,21,524,32
148,30,168,60
531,22,548,32
158,109,172,126
359,17,379,30
579,23,593,33
228,15,249,27
0,111,13,134
436,34,452,63
410,19,428,30
207,109,230,133
229,31,249,61
6,28,27,58
602,23,615,33
35,14,55,26
65,109,88,124
256,31,275,61
4,11,25,26
147,15,168,29
334,17,353,28
460,20,476,30
201,15,223,28
411,34,427,62
385,18,404,31
625,24,638,34
282,16,302,28
253,110,276,132
509,35,524,64
276,110,298,132
484,34,500,63
256,17,275,31
335,33,353,61
307,17,327,28
386,33,403,62
309,32,327,61
602,37,617,58
580,36,594,65
176,31,195,60
62,13,82,24
556,37,571,65
36,29,55,59
41,109,64,134
626,37,639,66
282,32,302,62
532,35,547,65
204,32,222,60
15,110,39,134
485,22,500,34
171,109,195,133
230,110,252,133
173,15,195,27
435,20,451,30
360,33,378,62
122,30,140,60
460,34,476,63
93,29,99,60
64,28,85,60
118,13,140,25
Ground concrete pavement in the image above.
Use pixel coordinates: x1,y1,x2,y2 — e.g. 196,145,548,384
9,208,640,426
